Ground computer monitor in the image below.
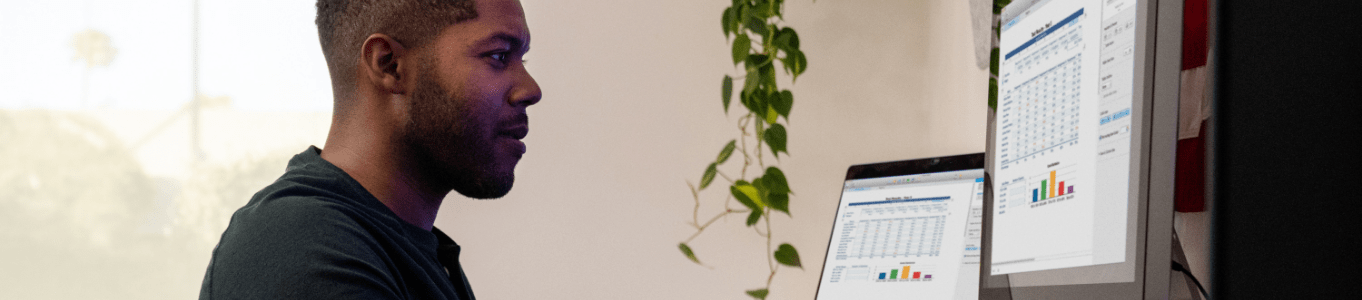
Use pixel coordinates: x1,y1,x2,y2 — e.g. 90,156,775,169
814,153,986,299
981,0,1181,299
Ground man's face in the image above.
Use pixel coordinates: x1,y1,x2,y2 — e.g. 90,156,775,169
403,0,540,199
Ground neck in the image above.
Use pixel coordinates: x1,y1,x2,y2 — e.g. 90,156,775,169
320,111,447,231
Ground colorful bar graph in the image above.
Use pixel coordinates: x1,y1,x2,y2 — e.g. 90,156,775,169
879,272,886,279
1033,189,1038,202
1041,180,1047,200
925,274,933,279
1049,171,1056,198
913,272,921,279
902,266,911,279
1068,186,1074,194
890,269,899,279
1058,181,1066,196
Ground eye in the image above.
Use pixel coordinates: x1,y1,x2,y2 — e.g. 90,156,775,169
487,51,512,67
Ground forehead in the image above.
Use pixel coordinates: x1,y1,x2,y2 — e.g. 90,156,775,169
436,0,530,49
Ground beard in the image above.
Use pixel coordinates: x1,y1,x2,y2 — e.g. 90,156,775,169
402,65,515,199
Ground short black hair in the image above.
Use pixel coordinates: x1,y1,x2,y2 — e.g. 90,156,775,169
315,0,478,101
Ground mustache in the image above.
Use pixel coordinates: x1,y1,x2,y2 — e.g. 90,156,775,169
497,113,530,139
501,113,528,128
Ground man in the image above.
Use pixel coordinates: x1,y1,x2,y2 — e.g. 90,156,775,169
198,0,540,298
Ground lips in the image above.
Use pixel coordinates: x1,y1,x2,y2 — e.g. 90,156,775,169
498,125,528,140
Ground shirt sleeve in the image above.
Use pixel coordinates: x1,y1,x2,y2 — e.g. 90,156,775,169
200,196,401,300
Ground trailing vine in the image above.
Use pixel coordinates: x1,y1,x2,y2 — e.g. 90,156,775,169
677,0,809,299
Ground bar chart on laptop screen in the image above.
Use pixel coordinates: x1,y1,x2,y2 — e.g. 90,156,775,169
827,264,940,283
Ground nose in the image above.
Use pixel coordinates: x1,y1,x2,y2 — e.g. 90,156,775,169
509,64,541,108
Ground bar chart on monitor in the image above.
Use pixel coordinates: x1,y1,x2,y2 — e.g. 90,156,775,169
997,164,1079,213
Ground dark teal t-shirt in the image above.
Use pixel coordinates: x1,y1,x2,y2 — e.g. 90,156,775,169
200,146,474,300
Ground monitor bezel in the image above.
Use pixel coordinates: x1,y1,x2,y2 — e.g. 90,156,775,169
812,152,986,299
979,0,1180,298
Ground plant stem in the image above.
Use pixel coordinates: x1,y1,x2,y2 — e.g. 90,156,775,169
765,209,774,272
757,130,765,169
739,113,753,179
716,169,736,184
686,209,750,243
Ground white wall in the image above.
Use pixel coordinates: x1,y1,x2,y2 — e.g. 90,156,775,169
436,0,988,298
0,0,986,299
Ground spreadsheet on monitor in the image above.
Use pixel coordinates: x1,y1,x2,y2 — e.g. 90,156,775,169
989,0,1138,276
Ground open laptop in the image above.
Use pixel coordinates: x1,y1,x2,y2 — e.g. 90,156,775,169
815,153,986,299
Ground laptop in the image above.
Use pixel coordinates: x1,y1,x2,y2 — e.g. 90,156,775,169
815,153,986,299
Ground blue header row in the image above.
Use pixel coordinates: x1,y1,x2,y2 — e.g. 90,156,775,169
1005,8,1085,60
849,196,952,206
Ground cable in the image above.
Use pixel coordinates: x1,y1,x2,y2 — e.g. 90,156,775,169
1171,260,1210,300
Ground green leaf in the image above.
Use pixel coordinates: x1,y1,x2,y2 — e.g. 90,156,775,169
722,7,735,38
732,34,750,65
743,67,761,96
744,54,769,71
774,243,802,269
768,193,790,215
771,90,792,119
739,180,766,208
989,47,1000,75
744,184,766,208
763,166,791,195
745,209,762,226
679,243,701,264
988,77,998,109
994,0,1012,14
731,181,764,210
751,174,767,196
747,89,769,120
716,140,737,164
779,51,794,76
722,75,734,114
764,123,788,158
774,27,799,51
753,1,775,19
732,4,746,34
765,106,779,124
988,47,999,110
759,63,776,91
782,49,807,82
746,288,769,299
737,2,750,26
739,88,755,113
746,16,767,35
700,163,718,189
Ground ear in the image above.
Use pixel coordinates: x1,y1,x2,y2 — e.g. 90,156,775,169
358,33,409,95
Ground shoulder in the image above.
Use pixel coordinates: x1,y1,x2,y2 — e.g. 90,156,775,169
222,194,375,252
203,194,399,299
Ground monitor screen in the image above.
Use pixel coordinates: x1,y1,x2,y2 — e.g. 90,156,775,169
815,153,985,299
981,0,1184,295
989,0,1139,279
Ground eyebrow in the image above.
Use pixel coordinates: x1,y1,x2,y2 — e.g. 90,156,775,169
476,32,530,54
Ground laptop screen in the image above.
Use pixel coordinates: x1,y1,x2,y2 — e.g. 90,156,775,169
815,153,985,299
